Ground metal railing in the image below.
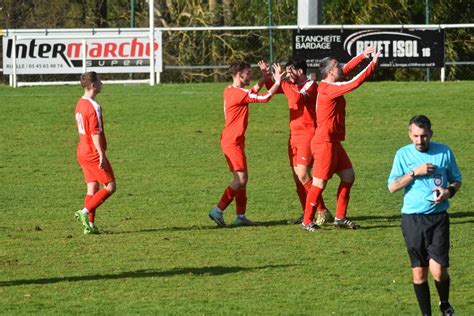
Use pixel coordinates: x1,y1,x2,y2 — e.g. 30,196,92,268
2,23,473,86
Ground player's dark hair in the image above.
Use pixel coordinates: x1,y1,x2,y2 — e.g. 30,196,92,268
80,71,100,89
285,57,308,73
409,115,432,131
229,60,251,77
319,57,338,79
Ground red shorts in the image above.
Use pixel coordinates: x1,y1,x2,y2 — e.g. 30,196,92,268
288,135,313,167
311,141,352,180
222,145,247,171
78,158,115,184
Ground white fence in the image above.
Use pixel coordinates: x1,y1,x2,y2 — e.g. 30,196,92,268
1,23,473,87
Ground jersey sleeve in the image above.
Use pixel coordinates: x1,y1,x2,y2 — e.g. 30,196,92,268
299,80,317,102
243,90,274,104
343,53,366,75
387,150,406,189
324,61,376,99
87,106,102,135
281,80,315,109
265,78,283,94
248,87,258,94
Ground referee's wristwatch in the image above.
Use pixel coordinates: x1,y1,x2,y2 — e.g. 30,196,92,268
408,170,416,178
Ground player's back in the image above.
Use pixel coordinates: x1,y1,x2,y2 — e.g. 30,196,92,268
221,86,251,146
75,97,106,162
314,81,346,142
283,79,318,135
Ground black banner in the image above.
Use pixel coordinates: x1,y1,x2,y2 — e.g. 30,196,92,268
293,29,445,68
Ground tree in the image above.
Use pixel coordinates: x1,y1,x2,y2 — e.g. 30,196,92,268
0,0,471,83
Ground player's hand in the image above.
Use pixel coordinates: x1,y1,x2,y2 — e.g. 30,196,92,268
272,63,285,83
362,46,376,58
372,49,382,64
258,60,270,80
413,163,435,177
99,155,107,169
258,60,270,72
432,187,449,204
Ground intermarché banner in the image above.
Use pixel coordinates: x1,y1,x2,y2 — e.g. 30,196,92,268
2,30,162,74
293,29,445,68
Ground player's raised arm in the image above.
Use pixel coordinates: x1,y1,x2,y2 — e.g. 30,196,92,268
268,63,284,94
324,50,381,99
253,60,271,92
244,63,284,104
343,46,376,75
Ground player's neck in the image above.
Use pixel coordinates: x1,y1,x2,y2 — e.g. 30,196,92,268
297,75,308,85
324,76,336,83
232,79,245,88
83,90,96,100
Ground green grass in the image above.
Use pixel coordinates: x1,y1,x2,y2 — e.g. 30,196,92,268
1,81,473,315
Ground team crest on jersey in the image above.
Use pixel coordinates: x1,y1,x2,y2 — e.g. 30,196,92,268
433,174,443,187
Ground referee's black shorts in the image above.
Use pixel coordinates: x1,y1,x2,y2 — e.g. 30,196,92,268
401,211,450,268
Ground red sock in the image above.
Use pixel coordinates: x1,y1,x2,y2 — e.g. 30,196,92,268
217,186,236,211
85,188,112,211
303,179,313,192
303,185,323,225
84,194,96,222
316,195,327,212
235,189,247,215
296,180,307,211
303,180,327,212
336,181,353,219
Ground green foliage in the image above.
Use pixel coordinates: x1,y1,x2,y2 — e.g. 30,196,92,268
0,0,472,82
1,81,474,314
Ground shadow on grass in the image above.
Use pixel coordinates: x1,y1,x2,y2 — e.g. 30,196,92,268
351,214,401,221
0,264,298,287
108,220,290,234
352,211,473,221
250,219,289,227
107,225,217,234
353,211,474,229
107,212,473,234
449,211,474,219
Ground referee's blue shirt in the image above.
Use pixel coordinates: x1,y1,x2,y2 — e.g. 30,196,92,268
388,142,462,214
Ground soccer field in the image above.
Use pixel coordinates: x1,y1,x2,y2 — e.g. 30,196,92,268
1,81,473,314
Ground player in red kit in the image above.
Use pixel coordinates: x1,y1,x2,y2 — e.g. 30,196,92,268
74,71,116,234
260,58,331,225
208,60,284,227
302,47,381,231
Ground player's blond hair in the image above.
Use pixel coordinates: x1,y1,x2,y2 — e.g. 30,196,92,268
80,71,100,89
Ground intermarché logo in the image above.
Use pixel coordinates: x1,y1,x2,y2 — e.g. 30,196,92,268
6,38,159,67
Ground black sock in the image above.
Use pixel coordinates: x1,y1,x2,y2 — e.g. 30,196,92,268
413,282,432,315
435,278,450,303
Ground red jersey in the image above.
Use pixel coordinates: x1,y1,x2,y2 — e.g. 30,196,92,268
75,97,107,162
314,54,376,143
220,85,273,146
268,79,318,136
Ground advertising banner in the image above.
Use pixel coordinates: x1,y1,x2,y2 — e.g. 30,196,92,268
2,30,162,74
293,29,444,68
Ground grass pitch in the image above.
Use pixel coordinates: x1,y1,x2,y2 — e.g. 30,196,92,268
1,81,473,314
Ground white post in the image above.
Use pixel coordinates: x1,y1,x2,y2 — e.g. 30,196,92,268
9,75,13,87
440,67,445,82
82,39,87,73
12,35,17,88
149,0,155,86
298,0,322,28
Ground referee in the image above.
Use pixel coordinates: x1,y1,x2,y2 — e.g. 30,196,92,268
388,115,462,316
